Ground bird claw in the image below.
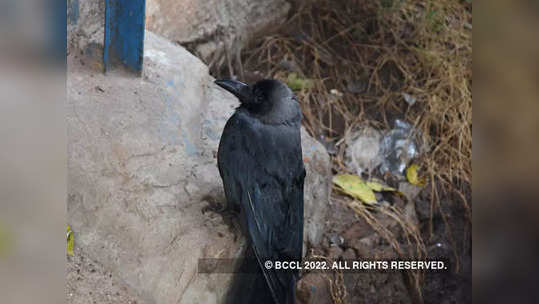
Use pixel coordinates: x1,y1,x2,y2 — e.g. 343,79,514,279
201,194,231,214
201,198,242,240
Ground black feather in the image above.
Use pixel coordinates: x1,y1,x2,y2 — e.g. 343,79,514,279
217,79,305,304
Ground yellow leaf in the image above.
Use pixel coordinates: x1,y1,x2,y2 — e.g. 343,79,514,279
333,174,377,205
366,179,396,192
67,225,74,256
406,164,426,186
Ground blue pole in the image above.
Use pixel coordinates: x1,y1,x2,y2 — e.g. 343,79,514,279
104,0,146,75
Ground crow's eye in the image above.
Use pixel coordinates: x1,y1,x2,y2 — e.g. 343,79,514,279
253,89,264,103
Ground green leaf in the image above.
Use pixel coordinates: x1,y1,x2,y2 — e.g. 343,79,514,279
286,73,314,91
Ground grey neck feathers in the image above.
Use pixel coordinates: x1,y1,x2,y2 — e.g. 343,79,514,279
253,96,302,125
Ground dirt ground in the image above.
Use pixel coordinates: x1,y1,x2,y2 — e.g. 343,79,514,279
66,191,471,304
67,247,139,304
302,191,472,304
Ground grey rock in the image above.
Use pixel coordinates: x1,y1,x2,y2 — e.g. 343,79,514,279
302,128,331,248
146,0,291,68
351,236,375,258
67,0,291,73
342,248,356,260
398,182,423,201
67,246,140,304
67,0,104,55
326,246,343,260
327,233,344,247
296,273,332,304
68,31,330,304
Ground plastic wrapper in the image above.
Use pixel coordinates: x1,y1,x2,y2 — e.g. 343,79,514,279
379,119,421,177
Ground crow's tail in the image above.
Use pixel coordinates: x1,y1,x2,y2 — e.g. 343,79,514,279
225,246,276,304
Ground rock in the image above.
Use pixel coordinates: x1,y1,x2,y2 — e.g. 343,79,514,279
342,248,356,261
398,182,423,201
326,246,343,260
67,0,104,56
146,0,291,68
343,271,413,304
68,30,331,304
67,247,140,304
373,245,398,260
303,132,331,247
327,233,344,247
415,195,431,221
345,127,383,175
403,200,420,228
67,0,291,71
350,234,397,259
296,273,332,304
342,219,375,249
351,236,376,258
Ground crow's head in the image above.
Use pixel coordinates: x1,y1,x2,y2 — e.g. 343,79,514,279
215,79,300,124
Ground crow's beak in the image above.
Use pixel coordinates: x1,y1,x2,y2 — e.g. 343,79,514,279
215,79,253,103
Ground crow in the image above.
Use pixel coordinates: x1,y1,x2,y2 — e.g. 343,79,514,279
215,79,306,304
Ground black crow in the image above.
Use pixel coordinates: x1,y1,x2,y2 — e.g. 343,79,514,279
215,79,306,304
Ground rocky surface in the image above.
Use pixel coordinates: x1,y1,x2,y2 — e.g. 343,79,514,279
296,273,333,304
146,0,291,69
68,30,330,304
67,247,139,304
67,0,292,71
67,0,104,57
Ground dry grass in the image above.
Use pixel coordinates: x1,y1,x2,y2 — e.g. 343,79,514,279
305,252,348,304
231,0,471,301
331,193,428,302
241,0,471,199
239,0,472,225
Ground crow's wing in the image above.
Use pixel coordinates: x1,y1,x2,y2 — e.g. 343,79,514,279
218,110,305,304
